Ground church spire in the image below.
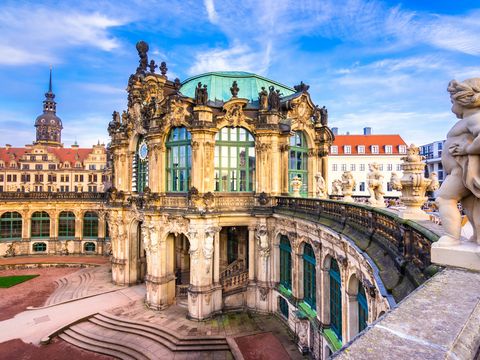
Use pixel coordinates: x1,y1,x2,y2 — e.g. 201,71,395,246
34,68,63,147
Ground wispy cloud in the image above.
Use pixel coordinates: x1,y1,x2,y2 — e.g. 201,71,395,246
203,0,219,24
0,5,125,65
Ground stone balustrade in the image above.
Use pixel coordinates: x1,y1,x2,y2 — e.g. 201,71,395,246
0,191,106,201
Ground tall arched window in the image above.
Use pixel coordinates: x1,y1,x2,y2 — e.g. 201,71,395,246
289,131,308,196
58,211,75,239
279,235,292,290
330,259,342,340
0,212,22,240
166,127,191,192
83,211,98,239
133,137,148,192
303,243,316,309
214,127,255,192
31,211,50,239
358,281,368,332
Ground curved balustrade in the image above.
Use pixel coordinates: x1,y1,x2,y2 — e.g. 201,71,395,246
274,196,441,302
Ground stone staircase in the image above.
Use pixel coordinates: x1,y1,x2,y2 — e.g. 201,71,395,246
58,312,231,359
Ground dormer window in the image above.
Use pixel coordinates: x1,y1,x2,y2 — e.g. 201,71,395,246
330,146,338,154
344,145,351,154
399,145,407,154
371,145,379,154
358,145,365,154
385,145,393,154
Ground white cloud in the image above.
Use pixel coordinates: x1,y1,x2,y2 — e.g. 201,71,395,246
0,5,125,66
204,0,218,24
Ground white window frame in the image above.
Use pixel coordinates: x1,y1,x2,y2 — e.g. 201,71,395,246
331,146,338,154
371,145,379,154
358,145,365,154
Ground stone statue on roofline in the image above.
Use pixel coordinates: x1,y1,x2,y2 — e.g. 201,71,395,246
194,82,208,106
367,162,385,207
258,87,268,110
268,85,280,112
432,77,480,271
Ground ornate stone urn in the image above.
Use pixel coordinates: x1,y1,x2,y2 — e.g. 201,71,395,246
394,144,439,220
290,176,302,197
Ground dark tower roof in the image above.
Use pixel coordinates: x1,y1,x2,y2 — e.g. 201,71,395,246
34,68,63,147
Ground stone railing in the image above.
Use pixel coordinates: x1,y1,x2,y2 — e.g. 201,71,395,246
220,258,249,293
0,191,106,201
176,284,189,297
274,196,441,302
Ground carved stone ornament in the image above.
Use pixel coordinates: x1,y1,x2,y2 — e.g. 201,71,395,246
259,286,269,301
223,101,246,126
165,98,191,127
256,224,270,258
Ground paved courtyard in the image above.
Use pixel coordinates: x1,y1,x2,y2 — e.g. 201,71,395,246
0,258,306,359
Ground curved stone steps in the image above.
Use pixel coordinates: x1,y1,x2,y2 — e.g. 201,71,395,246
45,277,70,306
60,326,149,360
91,313,229,351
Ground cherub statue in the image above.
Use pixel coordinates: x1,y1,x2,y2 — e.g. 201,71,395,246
367,163,385,207
315,173,327,198
390,172,402,191
341,171,356,202
436,78,480,247
332,179,343,196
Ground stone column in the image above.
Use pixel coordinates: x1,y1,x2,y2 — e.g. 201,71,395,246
308,148,317,197
319,266,330,326
246,225,257,310
254,223,272,312
213,230,221,285
346,293,359,342
280,143,290,195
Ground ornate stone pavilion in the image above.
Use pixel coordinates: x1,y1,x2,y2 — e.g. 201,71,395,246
104,41,441,358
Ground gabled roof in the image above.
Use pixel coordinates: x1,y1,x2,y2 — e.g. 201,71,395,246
331,135,407,155
0,146,95,165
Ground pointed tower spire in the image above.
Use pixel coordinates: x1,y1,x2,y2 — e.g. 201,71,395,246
49,66,52,93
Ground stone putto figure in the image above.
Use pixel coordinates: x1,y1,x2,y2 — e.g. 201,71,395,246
435,78,480,248
367,162,385,207
320,106,328,126
331,179,343,196
315,173,327,198
341,171,355,202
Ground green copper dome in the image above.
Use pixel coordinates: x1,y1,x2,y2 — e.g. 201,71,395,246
180,71,295,103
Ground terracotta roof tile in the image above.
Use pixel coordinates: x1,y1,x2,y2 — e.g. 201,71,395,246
0,147,93,165
331,135,407,155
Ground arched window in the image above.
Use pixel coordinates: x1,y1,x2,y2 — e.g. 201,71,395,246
31,211,50,238
0,212,22,240
166,127,191,192
303,243,316,309
279,235,292,290
330,259,342,340
289,131,308,196
214,127,255,192
83,211,98,238
58,211,75,239
33,242,47,252
358,282,368,332
105,222,110,240
133,137,148,192
84,242,96,252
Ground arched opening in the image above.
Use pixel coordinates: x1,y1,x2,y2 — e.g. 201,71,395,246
58,211,75,239
279,235,292,291
289,131,308,196
0,212,22,240
174,233,190,304
219,226,249,292
129,222,146,284
166,127,191,192
303,243,316,310
133,136,149,193
358,281,368,332
214,127,255,192
84,242,96,253
330,259,342,340
31,211,50,239
83,211,98,239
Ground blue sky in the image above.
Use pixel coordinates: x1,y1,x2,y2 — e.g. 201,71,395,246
0,0,479,147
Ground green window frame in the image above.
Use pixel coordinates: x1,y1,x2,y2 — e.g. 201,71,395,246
166,127,191,192
358,281,368,332
0,212,22,240
83,211,98,239
84,242,96,252
214,127,255,192
58,211,75,239
303,243,316,309
279,235,292,290
133,137,148,193
33,242,47,252
289,131,308,196
279,296,289,319
330,259,342,340
31,211,50,239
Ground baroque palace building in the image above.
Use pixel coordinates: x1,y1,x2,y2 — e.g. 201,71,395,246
0,70,111,257
102,41,432,359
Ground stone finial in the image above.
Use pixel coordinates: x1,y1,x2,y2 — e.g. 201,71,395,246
290,176,303,197
294,81,310,93
160,61,168,76
148,60,157,73
135,41,149,74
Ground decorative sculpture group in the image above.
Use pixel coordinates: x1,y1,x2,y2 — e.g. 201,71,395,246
431,77,480,270
194,82,209,105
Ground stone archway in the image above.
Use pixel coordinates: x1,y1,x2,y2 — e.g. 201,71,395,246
128,221,146,284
